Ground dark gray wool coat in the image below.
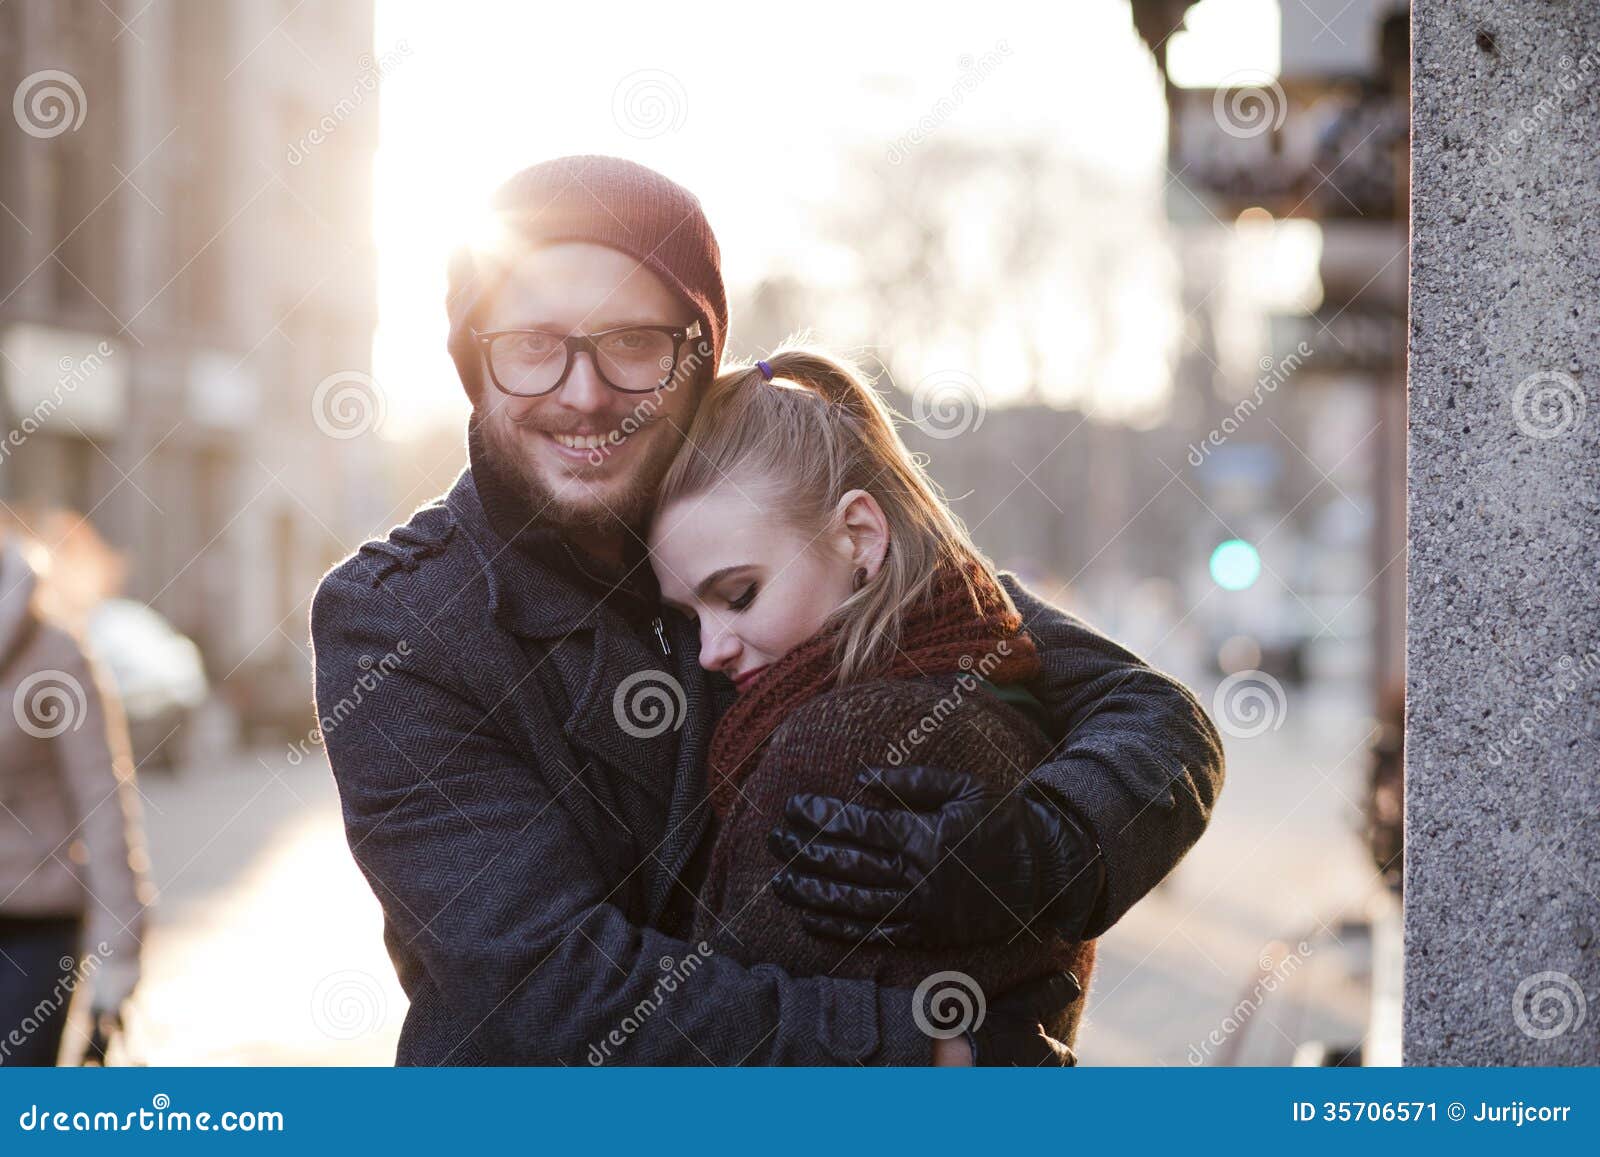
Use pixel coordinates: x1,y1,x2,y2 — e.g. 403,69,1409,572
309,427,1224,1065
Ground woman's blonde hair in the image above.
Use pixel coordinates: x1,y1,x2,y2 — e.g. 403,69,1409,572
655,346,1013,684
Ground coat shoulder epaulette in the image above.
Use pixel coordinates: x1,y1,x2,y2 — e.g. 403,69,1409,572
345,501,460,588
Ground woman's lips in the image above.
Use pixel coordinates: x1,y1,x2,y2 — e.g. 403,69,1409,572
733,665,769,693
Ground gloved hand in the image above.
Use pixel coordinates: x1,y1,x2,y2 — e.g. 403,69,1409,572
968,970,1082,1066
924,969,1083,1066
768,763,1105,947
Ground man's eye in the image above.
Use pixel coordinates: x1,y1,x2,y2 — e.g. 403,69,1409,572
509,333,559,358
728,582,757,611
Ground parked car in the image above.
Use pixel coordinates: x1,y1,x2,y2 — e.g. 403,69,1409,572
86,599,209,771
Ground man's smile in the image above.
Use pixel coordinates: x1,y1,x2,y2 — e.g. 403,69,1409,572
531,422,649,467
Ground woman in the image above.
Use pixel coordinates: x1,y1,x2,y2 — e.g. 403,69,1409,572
0,527,148,1065
649,349,1096,1063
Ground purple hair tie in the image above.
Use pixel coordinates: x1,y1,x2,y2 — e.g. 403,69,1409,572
756,360,774,382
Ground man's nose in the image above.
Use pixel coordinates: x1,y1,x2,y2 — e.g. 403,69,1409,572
555,350,611,414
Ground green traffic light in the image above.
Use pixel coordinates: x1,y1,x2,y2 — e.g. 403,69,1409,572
1210,539,1261,591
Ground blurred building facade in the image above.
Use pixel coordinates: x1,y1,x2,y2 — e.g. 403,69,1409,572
1131,0,1410,694
721,6,1407,699
0,0,381,735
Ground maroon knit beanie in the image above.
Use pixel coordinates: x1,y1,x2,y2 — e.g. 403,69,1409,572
445,155,727,404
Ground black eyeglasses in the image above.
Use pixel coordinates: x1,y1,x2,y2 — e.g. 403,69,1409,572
472,321,703,397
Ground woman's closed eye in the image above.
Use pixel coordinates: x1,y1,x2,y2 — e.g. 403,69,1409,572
727,582,757,612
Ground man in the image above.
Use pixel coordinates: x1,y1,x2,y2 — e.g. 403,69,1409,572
310,155,1224,1065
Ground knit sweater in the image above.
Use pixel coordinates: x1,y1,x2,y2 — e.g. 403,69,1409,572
692,567,1097,1048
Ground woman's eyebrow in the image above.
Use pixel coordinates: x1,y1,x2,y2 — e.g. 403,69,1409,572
694,564,751,599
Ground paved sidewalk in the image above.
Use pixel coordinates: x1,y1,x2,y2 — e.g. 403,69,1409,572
119,679,1378,1065
127,749,402,1065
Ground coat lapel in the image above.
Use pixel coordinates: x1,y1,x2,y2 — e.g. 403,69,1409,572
559,611,681,813
446,467,729,919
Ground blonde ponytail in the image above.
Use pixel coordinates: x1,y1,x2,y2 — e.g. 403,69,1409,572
655,345,1011,683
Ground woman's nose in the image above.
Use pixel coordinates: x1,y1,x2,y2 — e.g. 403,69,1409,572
698,622,741,673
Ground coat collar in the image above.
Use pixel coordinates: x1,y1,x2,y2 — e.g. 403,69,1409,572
445,420,664,640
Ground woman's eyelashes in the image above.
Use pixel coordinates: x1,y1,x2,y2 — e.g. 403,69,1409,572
727,581,757,612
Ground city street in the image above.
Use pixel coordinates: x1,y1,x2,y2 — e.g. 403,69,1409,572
1075,680,1386,1066
127,750,403,1065
118,679,1384,1066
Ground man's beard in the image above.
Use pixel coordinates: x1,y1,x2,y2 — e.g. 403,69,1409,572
474,409,686,539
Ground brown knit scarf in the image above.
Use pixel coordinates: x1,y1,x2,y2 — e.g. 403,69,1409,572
706,559,1041,818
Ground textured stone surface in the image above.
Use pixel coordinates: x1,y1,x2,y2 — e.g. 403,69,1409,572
1407,3,1600,1063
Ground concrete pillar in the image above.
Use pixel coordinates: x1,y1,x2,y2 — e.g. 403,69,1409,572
1407,2,1600,1063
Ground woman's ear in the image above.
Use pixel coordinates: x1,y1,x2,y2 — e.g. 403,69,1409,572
832,489,890,579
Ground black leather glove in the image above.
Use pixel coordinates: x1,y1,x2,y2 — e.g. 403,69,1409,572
768,763,1105,947
969,970,1082,1066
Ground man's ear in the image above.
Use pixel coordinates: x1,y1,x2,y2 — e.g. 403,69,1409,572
832,489,890,579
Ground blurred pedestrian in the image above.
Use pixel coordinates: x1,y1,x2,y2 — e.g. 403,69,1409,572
0,526,149,1065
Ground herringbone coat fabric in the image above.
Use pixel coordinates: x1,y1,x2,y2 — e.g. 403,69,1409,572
309,467,1224,1065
